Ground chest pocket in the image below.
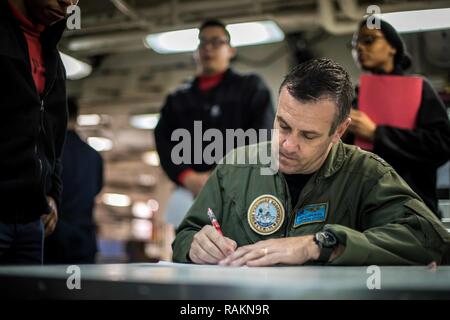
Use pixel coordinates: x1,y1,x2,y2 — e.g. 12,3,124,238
228,198,264,246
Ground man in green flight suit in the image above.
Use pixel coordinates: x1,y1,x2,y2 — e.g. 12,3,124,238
172,58,450,266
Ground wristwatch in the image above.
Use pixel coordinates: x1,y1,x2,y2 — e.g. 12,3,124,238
313,231,338,263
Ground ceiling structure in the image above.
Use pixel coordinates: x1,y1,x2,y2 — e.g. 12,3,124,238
61,0,450,57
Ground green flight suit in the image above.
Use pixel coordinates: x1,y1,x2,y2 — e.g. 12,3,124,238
172,141,450,265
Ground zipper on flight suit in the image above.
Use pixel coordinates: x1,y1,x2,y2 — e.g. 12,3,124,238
278,173,292,237
280,173,317,236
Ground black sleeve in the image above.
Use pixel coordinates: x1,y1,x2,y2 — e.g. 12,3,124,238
48,60,68,209
245,75,275,133
48,158,63,208
48,106,68,208
373,78,450,167
154,94,193,184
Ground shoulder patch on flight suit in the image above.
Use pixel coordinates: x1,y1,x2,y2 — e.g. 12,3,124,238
293,203,328,228
247,194,285,235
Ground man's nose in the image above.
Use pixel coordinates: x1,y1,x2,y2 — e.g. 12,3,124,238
282,136,299,153
201,43,214,52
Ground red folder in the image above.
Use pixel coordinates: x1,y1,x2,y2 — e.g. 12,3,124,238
355,74,423,150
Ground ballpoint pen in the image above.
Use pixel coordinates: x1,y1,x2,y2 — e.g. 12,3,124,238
207,208,224,236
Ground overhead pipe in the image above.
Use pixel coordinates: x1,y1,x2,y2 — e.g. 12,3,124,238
110,0,151,29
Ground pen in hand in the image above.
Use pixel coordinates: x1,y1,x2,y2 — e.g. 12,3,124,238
207,208,224,236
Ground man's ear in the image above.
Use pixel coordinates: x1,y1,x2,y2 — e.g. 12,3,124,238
228,47,237,59
193,49,200,62
332,117,351,144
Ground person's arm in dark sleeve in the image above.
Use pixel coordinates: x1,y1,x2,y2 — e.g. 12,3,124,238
245,75,275,133
47,62,69,209
48,121,67,209
326,168,450,265
172,166,224,263
154,94,193,184
48,158,62,208
373,79,450,166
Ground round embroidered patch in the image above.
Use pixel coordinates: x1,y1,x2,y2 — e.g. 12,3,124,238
247,194,285,235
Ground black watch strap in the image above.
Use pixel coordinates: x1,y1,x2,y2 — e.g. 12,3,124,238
317,246,334,263
314,231,338,264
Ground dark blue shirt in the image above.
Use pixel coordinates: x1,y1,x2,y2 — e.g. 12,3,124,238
45,130,103,264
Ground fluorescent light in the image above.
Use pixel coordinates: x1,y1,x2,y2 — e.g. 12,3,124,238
130,114,160,130
147,199,160,212
77,114,101,126
144,20,284,54
227,21,284,46
102,193,131,207
60,52,92,80
131,199,159,219
145,28,199,54
376,8,450,33
132,202,153,219
131,219,153,240
142,151,160,166
87,137,113,151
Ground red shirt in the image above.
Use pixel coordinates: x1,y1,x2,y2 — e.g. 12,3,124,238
9,1,46,95
198,72,225,92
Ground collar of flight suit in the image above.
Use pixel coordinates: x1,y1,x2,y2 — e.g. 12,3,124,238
315,140,346,181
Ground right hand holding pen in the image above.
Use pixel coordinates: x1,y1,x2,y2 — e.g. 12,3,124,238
189,225,237,264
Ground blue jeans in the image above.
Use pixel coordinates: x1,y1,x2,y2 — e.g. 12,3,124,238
0,219,44,265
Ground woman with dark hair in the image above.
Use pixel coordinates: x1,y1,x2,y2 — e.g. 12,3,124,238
346,19,450,217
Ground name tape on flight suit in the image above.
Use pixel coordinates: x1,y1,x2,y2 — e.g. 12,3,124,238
293,203,328,227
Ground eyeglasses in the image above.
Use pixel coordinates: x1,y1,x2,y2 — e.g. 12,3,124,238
353,35,384,47
198,38,229,49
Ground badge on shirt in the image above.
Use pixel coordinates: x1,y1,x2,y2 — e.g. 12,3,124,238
210,104,221,118
293,203,328,228
247,194,285,235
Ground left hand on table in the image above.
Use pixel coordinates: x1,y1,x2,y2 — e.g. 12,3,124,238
219,235,320,267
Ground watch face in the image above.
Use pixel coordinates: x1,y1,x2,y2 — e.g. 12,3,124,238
317,231,337,247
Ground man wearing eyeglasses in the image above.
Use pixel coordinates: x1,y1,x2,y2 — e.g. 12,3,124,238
0,0,75,265
155,20,275,228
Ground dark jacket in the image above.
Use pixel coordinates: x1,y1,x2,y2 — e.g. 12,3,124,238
45,130,103,264
345,70,450,215
0,0,68,223
155,68,275,184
